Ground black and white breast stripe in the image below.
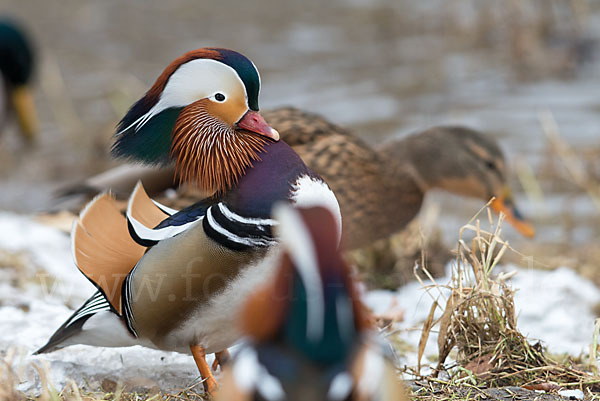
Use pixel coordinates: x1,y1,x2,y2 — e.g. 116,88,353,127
127,197,277,252
127,208,200,247
203,203,277,251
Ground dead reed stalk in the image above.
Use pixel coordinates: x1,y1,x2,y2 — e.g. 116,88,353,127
418,203,600,391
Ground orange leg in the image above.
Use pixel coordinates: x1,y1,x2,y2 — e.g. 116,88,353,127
212,349,231,371
190,345,218,394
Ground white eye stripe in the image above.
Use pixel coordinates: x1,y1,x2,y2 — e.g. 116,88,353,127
120,59,248,134
161,59,245,107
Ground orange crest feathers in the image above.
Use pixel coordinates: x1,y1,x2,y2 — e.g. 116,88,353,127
72,193,146,315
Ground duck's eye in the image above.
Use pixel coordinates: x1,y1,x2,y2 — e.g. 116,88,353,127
485,160,496,170
214,93,226,102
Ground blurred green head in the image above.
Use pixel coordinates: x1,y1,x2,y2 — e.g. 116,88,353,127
0,18,38,142
0,18,34,86
284,266,358,364
273,205,364,364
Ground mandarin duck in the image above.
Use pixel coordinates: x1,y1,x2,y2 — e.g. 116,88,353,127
0,18,38,142
35,48,340,395
217,204,405,401
57,107,533,249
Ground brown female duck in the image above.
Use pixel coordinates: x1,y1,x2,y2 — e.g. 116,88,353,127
261,107,534,249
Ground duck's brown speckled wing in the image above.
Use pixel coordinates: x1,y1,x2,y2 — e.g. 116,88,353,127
264,107,423,250
263,106,353,146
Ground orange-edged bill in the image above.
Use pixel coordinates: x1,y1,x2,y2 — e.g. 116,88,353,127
490,188,535,238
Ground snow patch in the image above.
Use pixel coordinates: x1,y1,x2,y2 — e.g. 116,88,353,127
0,213,204,393
1,212,599,392
364,264,600,370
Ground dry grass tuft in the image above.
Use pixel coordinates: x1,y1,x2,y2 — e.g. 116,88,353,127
0,349,24,401
435,208,529,385
0,348,208,401
416,203,600,393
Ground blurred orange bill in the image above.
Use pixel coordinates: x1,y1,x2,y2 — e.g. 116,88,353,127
490,188,535,238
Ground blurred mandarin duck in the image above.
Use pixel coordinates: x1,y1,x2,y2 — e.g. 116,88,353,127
217,204,405,401
35,48,340,395
58,108,534,248
0,18,38,143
